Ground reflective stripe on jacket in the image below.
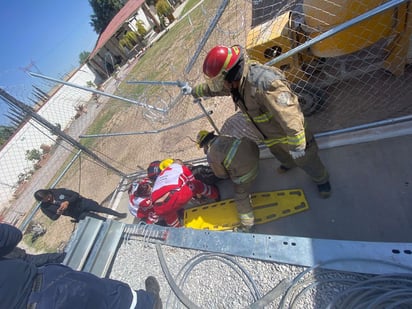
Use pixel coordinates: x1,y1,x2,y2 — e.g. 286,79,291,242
207,135,259,185
192,62,307,151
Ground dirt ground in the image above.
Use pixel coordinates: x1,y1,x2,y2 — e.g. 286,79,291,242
26,0,412,253
25,100,238,253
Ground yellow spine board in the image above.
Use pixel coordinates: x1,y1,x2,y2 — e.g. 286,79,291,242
184,189,309,231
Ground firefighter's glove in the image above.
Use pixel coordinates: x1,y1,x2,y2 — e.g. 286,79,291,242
289,149,305,159
181,83,192,95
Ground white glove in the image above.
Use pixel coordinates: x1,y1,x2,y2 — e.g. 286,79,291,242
289,149,305,159
181,83,192,95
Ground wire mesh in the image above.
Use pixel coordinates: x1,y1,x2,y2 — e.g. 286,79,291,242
1,0,411,229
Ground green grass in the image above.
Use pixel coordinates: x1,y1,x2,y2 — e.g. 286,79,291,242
119,0,210,98
25,0,212,194
22,218,56,253
81,102,127,148
180,0,200,15
18,0,212,253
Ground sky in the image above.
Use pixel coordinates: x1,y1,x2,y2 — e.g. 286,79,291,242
0,0,99,126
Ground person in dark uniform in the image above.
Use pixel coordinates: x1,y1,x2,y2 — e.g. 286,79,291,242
34,188,127,222
3,244,66,267
0,223,162,309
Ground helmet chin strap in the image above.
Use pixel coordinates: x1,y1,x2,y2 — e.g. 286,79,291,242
230,86,241,104
225,57,244,83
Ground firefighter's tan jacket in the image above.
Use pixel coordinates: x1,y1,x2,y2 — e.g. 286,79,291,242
193,62,306,152
206,135,259,185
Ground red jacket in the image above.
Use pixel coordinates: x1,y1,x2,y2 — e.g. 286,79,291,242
151,163,194,202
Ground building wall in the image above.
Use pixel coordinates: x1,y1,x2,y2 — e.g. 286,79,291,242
0,64,101,209
89,7,157,79
128,7,153,31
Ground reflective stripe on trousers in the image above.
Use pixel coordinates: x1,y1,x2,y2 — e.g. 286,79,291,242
232,163,259,185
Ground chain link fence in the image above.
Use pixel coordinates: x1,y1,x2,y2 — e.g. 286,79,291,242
1,0,411,231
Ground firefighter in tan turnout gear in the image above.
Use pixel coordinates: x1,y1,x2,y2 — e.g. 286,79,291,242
183,45,331,198
196,130,260,231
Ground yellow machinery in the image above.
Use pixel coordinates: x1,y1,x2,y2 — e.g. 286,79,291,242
246,0,412,115
304,0,397,57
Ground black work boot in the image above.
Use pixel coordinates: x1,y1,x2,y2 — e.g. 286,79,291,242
234,224,256,233
145,276,162,309
117,212,127,219
277,165,292,174
317,181,332,198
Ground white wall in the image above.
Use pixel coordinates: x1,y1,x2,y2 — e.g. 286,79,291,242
128,8,153,32
0,64,100,208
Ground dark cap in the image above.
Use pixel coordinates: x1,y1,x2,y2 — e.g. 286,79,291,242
147,160,161,182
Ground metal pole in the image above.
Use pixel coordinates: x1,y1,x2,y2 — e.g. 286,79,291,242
127,80,186,87
315,114,412,138
0,88,127,177
28,72,167,113
185,0,230,74
265,0,408,66
79,111,213,138
194,98,220,134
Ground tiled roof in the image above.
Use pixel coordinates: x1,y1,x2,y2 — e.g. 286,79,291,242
89,0,145,59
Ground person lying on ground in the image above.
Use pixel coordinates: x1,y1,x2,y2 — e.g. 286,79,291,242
128,178,161,224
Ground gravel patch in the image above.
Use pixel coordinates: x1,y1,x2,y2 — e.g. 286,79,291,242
108,236,381,309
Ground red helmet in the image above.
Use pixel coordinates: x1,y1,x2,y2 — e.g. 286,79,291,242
203,45,243,78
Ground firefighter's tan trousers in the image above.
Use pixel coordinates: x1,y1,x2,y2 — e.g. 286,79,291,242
234,181,254,226
268,130,329,184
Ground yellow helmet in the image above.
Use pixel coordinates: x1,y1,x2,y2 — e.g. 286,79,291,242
196,130,214,148
159,158,174,170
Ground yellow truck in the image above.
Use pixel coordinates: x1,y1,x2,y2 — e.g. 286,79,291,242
246,0,412,115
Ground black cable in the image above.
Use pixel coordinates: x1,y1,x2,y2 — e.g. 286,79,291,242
155,243,201,309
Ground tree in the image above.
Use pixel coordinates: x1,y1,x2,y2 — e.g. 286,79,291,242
135,20,147,37
79,51,91,64
119,30,139,50
25,149,42,162
156,0,175,23
89,0,125,34
86,80,96,88
0,125,15,147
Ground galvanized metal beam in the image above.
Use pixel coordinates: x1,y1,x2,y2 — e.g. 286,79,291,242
83,219,124,277
63,217,103,271
124,223,412,275
64,218,412,277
